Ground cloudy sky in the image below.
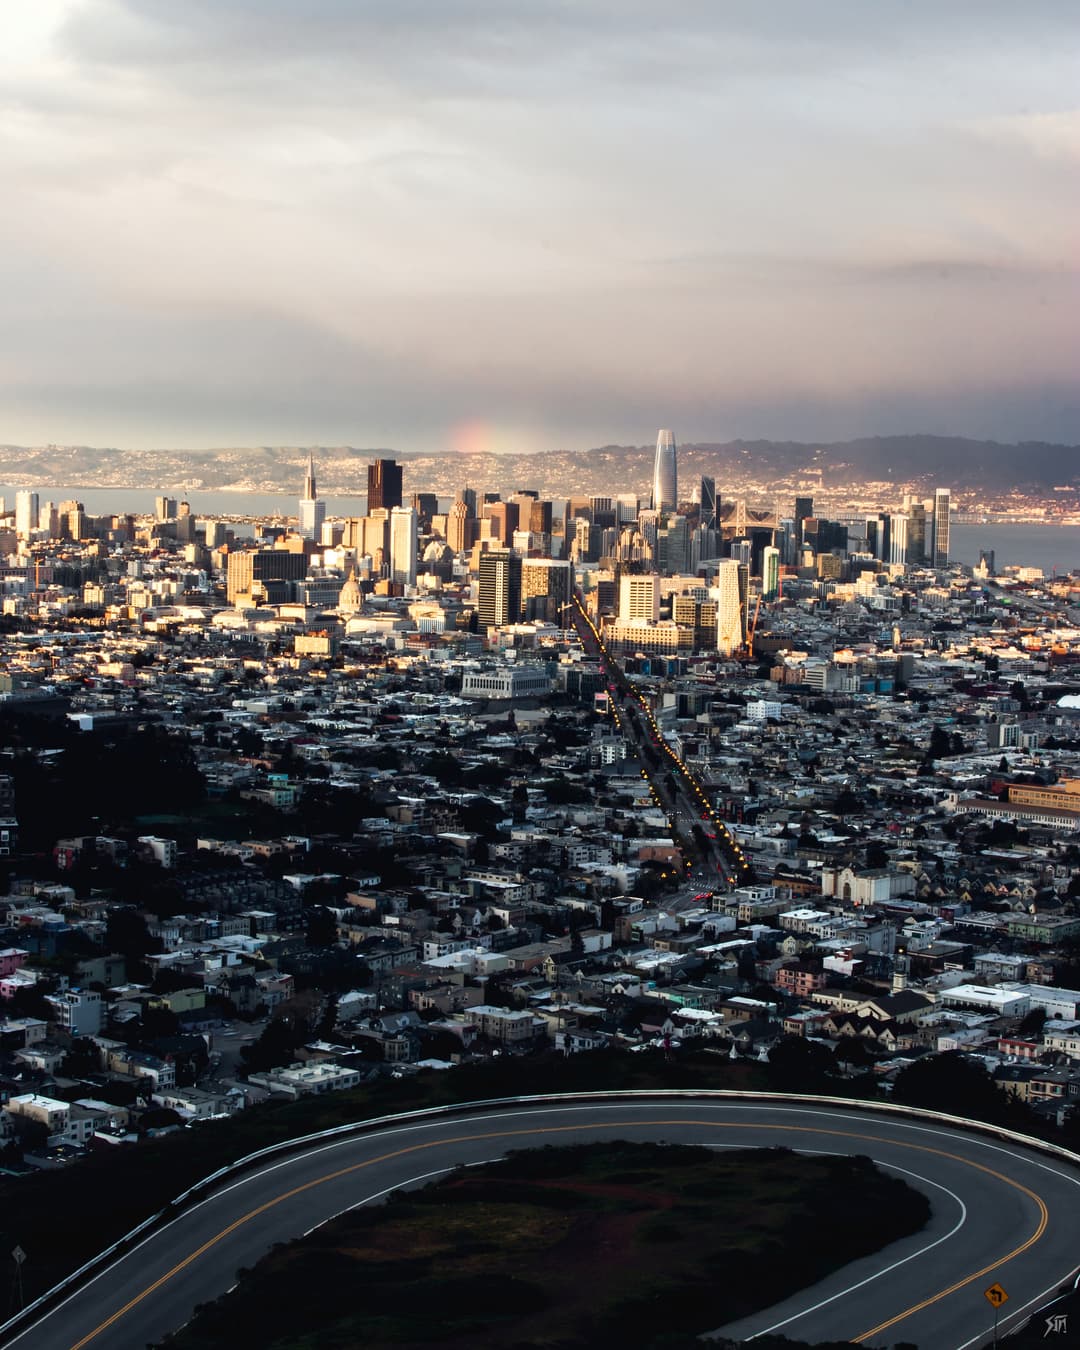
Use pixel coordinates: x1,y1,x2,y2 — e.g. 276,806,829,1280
1,1,1078,453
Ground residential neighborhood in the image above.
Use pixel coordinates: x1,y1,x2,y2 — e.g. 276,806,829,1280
1,461,1079,1179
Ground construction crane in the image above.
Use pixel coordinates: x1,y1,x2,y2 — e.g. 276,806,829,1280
745,594,762,659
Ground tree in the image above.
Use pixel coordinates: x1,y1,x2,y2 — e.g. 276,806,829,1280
864,842,889,870
241,1016,307,1074
892,1052,1019,1126
736,946,758,986
766,1035,833,1092
927,725,951,761
304,905,340,949
62,1038,102,1078
105,909,158,964
1017,1007,1047,1039
833,1038,873,1070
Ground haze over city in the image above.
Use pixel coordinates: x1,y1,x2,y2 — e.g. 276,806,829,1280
2,1,1079,453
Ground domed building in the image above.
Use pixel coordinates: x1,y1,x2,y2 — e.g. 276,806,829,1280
337,565,362,615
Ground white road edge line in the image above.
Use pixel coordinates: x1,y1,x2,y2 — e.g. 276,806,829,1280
6,1100,1078,1348
741,1158,968,1340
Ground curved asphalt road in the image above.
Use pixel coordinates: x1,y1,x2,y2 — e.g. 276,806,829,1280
6,1097,1080,1350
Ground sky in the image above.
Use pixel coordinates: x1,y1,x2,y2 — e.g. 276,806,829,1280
1,1,1078,454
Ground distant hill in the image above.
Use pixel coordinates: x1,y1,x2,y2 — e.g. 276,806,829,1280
0,434,1074,495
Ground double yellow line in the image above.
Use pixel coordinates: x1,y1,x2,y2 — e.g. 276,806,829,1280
68,1119,1050,1350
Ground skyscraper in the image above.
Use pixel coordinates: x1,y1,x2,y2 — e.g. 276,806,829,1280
483,500,519,546
360,508,390,573
932,488,951,568
298,453,326,541
15,490,39,539
529,499,553,536
447,499,472,553
887,514,908,567
657,515,689,575
714,559,744,657
367,458,403,512
905,499,928,565
699,476,717,531
794,496,813,548
521,557,573,622
477,549,522,628
389,506,418,587
652,430,677,514
762,546,781,601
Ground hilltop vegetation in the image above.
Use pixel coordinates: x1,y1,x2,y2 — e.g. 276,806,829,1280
158,1141,929,1350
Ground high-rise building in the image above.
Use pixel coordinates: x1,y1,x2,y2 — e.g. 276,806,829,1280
389,506,418,587
360,509,390,571
367,459,403,512
226,549,307,605
652,430,677,513
521,558,573,622
14,490,38,538
887,514,908,567
714,559,744,657
905,499,927,564
615,495,639,525
571,518,601,564
483,500,519,547
794,496,813,548
730,536,752,567
447,499,472,552
932,488,951,568
154,496,177,522
636,509,660,552
864,516,883,561
672,595,719,650
700,476,717,531
762,545,781,600
61,501,86,541
528,499,553,536
477,549,522,628
411,493,438,530
618,573,660,623
298,453,326,541
657,516,688,576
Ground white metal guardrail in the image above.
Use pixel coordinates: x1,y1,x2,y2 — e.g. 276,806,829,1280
2,1088,1079,1346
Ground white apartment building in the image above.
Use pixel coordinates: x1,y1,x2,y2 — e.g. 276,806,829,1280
619,573,660,623
44,988,103,1037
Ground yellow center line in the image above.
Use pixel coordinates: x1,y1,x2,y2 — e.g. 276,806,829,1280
66,1118,1053,1350
854,1177,1048,1343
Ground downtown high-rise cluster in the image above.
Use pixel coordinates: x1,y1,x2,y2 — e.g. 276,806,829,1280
5,434,953,664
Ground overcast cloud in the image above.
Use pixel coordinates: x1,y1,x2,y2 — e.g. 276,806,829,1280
1,0,1077,452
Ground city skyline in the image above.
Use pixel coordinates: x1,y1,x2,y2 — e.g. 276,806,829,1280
3,5,1080,1339
1,3,1077,452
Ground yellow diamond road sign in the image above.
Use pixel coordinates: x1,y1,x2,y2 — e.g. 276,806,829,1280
984,1283,1009,1308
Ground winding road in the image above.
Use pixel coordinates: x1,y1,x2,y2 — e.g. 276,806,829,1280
6,1095,1080,1350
